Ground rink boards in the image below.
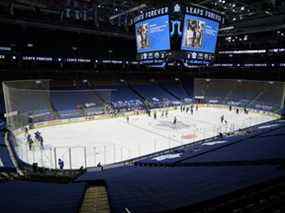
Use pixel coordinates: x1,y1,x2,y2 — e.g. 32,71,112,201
12,104,279,169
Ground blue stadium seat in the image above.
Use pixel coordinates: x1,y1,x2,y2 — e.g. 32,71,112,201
132,83,178,108
160,81,192,101
50,90,101,118
95,84,143,108
0,181,86,213
181,129,285,163
194,79,283,111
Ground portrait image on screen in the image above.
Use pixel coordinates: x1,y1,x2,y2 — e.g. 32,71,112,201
181,15,219,53
135,15,170,53
184,19,204,48
136,24,149,49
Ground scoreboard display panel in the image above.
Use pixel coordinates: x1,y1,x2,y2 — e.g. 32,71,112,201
135,15,171,53
133,3,223,67
181,15,219,53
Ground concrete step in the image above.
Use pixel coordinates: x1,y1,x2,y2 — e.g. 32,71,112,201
79,185,111,213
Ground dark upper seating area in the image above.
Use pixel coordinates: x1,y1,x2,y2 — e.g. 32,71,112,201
0,181,86,213
0,1,132,35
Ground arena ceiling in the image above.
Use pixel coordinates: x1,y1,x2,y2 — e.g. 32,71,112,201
5,0,285,35
13,0,285,23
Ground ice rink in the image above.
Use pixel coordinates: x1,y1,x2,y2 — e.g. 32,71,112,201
15,106,275,169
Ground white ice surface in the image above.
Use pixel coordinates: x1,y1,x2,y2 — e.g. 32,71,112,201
15,107,275,169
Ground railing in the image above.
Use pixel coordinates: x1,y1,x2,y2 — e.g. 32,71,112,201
7,104,281,171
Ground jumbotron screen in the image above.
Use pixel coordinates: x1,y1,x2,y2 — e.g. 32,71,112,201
134,4,222,66
135,15,171,53
181,15,219,53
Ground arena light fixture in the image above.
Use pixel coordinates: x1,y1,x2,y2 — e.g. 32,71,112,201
265,11,273,16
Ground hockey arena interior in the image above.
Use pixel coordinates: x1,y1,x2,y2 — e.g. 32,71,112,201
1,0,285,213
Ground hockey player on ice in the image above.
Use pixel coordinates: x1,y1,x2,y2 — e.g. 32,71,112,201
173,116,177,125
24,126,29,137
221,115,224,123
35,131,44,149
27,134,33,151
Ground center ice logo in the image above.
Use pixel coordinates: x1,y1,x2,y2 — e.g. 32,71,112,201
152,153,182,161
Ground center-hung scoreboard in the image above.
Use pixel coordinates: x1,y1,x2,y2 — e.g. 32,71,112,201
133,3,223,67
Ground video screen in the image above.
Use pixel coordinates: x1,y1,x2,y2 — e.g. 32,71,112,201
135,15,171,53
181,15,219,53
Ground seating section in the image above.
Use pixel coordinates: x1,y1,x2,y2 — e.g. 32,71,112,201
0,181,86,213
132,83,178,107
58,80,189,109
182,132,285,164
77,165,285,213
181,78,194,98
50,90,105,118
1,79,194,119
159,81,192,101
94,84,143,109
50,83,145,117
6,89,50,115
194,79,284,111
